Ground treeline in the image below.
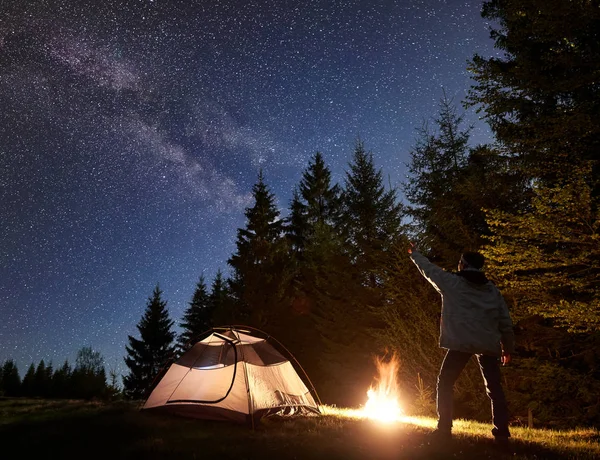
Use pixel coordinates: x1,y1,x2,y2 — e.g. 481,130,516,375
123,0,600,427
3,0,590,426
122,143,404,403
0,347,119,400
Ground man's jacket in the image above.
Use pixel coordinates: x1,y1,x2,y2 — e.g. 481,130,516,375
410,251,515,356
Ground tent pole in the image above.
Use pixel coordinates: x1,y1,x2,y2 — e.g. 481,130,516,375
233,328,255,430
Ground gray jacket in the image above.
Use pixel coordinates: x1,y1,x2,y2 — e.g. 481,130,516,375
410,251,515,356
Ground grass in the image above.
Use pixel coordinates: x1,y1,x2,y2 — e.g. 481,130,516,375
0,398,598,459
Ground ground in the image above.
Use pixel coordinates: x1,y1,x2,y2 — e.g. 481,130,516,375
0,399,598,459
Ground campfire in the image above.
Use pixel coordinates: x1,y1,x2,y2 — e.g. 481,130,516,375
362,353,403,423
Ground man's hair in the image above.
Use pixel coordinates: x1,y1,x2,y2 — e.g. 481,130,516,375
461,251,485,270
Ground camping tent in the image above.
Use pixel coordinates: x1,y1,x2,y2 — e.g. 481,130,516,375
143,326,321,424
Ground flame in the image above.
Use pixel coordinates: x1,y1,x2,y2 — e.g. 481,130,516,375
363,353,403,423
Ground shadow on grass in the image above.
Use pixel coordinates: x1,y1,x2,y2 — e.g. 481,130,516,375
0,400,592,459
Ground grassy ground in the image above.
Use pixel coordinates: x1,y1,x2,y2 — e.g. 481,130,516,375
1,399,598,459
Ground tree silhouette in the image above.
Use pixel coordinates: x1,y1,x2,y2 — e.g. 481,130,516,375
1,360,21,396
178,275,213,352
227,170,288,327
123,285,176,399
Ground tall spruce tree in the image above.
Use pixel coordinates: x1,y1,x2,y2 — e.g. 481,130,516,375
288,188,307,253
178,275,212,351
51,360,72,399
404,95,529,267
285,152,343,311
1,360,21,396
227,170,287,327
123,285,176,399
282,153,348,403
288,152,341,253
209,269,229,324
341,139,403,283
303,220,376,406
286,151,343,331
404,95,471,264
21,363,35,397
33,360,50,397
466,0,600,186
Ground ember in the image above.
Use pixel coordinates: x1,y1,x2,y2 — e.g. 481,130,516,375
363,353,403,422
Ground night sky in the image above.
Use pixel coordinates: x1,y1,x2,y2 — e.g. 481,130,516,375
1,0,498,377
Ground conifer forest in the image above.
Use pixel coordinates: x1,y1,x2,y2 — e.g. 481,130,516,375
1,0,599,430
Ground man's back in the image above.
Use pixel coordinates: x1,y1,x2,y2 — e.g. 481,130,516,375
410,250,514,356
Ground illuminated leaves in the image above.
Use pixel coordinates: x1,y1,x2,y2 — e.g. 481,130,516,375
483,167,599,332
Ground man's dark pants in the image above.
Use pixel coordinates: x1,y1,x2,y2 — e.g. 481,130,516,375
437,350,510,437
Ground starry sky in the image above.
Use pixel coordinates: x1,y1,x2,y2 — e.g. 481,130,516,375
1,0,499,378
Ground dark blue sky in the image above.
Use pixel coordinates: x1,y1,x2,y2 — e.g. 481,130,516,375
1,0,498,377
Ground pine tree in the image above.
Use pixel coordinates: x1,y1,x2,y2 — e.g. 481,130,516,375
33,360,49,397
404,95,530,267
123,285,176,399
279,152,347,401
178,275,212,351
480,167,600,423
21,363,35,397
301,152,341,224
44,362,53,398
285,151,344,323
209,269,229,325
341,139,403,284
227,170,288,327
1,360,21,396
51,360,72,399
404,95,471,262
288,188,308,253
466,0,600,186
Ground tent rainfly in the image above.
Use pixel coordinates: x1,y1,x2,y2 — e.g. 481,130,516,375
143,326,321,424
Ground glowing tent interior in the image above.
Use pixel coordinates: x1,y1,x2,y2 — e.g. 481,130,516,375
143,326,321,424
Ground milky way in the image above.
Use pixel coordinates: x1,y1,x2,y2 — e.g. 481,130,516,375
0,0,498,377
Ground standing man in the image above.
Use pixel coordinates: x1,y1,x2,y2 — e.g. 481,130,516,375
408,244,514,443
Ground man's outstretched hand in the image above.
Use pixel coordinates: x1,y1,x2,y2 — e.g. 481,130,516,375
501,353,511,366
408,242,418,254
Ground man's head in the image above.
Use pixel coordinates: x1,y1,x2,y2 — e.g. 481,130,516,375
458,251,485,271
